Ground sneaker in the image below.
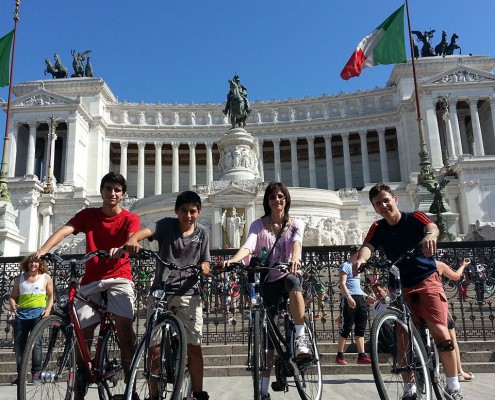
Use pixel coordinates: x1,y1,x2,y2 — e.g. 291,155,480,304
261,394,271,400
10,377,19,385
335,356,347,365
357,354,372,364
401,393,417,400
294,335,310,358
445,388,463,400
31,371,41,383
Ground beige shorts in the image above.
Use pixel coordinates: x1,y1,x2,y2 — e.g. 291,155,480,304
76,278,135,329
146,294,203,345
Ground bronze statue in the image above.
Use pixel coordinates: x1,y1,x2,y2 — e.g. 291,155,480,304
422,179,450,215
71,49,91,77
44,54,68,79
85,57,93,77
445,33,461,55
223,73,251,129
435,31,448,56
412,30,436,57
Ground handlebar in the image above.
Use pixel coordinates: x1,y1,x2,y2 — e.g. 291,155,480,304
128,248,201,274
218,261,292,275
41,249,109,265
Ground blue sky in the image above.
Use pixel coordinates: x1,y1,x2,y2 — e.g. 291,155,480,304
0,0,494,155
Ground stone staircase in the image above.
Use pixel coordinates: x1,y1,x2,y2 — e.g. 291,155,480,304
0,340,493,383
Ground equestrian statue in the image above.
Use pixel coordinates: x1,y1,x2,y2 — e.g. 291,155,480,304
44,54,68,79
435,31,448,56
445,33,461,55
223,73,251,129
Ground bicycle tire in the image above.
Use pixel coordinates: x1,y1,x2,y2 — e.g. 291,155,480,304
293,317,323,400
252,308,263,400
370,309,432,400
97,327,126,400
178,366,193,399
18,314,76,400
125,313,187,400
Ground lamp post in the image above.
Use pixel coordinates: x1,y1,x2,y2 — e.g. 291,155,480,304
44,116,59,194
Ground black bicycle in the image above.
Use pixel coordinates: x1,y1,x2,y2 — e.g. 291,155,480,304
124,249,200,400
362,250,449,400
224,261,322,400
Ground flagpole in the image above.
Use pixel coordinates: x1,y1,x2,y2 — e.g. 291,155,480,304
404,0,435,184
0,0,20,202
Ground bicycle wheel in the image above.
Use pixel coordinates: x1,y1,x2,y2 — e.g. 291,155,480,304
18,314,76,400
251,309,263,400
293,317,322,400
370,309,432,400
430,342,447,400
125,314,187,400
97,327,126,400
178,366,193,399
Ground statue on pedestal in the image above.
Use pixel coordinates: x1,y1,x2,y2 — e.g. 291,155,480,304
422,179,449,215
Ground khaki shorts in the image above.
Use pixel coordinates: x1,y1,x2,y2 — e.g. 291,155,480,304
76,278,135,329
146,294,203,345
404,273,448,326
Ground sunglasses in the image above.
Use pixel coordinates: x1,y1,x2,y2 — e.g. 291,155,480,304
268,194,286,201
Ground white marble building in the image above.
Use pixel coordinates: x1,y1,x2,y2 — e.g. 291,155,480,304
3,55,495,254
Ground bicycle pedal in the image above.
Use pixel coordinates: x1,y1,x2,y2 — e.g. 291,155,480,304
271,381,287,392
111,395,125,400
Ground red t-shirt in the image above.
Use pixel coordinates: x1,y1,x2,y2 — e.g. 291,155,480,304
67,208,140,285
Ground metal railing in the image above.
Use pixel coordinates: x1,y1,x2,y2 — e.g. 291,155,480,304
0,242,493,348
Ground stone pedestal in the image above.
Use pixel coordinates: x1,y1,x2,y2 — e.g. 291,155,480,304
0,201,25,256
430,212,460,242
217,128,260,181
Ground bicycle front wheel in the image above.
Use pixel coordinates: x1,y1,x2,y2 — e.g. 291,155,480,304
97,327,126,400
125,313,187,400
18,314,76,400
293,317,323,400
251,309,264,400
370,309,432,400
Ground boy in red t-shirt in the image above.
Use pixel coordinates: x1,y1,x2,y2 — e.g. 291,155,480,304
36,172,140,399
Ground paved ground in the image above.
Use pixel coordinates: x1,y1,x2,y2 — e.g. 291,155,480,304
2,373,490,400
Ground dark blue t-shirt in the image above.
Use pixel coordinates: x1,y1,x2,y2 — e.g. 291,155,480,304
364,211,437,288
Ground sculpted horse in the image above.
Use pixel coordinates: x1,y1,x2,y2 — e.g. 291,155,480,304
435,31,448,56
44,57,68,79
445,33,461,55
223,80,249,129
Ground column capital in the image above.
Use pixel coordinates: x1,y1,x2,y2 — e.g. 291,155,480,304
469,97,479,106
137,141,146,149
323,133,333,140
120,140,129,149
358,129,367,137
28,121,39,129
341,131,350,139
289,137,298,144
188,141,197,149
154,141,163,149
272,138,281,145
205,141,213,150
376,127,386,136
306,135,315,142
171,141,180,149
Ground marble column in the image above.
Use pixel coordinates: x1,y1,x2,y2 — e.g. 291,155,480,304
289,137,299,187
154,141,162,195
307,136,316,188
137,141,145,199
377,128,389,182
448,98,463,157
443,111,456,162
9,122,18,177
323,134,334,190
172,141,180,192
469,97,484,156
273,138,281,182
189,141,197,188
490,96,495,145
120,141,128,180
359,129,370,185
258,139,264,182
205,142,213,185
26,122,38,176
48,122,58,184
424,98,444,170
342,132,352,188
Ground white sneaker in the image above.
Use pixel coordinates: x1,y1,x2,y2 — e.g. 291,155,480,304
294,335,310,358
445,388,463,400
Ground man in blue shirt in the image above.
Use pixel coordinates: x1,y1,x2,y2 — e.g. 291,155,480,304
336,245,372,365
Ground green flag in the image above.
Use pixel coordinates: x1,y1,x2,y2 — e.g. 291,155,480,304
0,30,14,87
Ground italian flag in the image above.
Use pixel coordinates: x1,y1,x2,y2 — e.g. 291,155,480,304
340,5,406,80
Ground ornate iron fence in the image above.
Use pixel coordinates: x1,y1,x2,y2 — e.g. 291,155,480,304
0,242,493,348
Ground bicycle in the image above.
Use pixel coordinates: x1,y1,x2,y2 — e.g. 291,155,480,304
124,249,201,400
361,250,449,400
224,261,322,400
18,249,125,400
